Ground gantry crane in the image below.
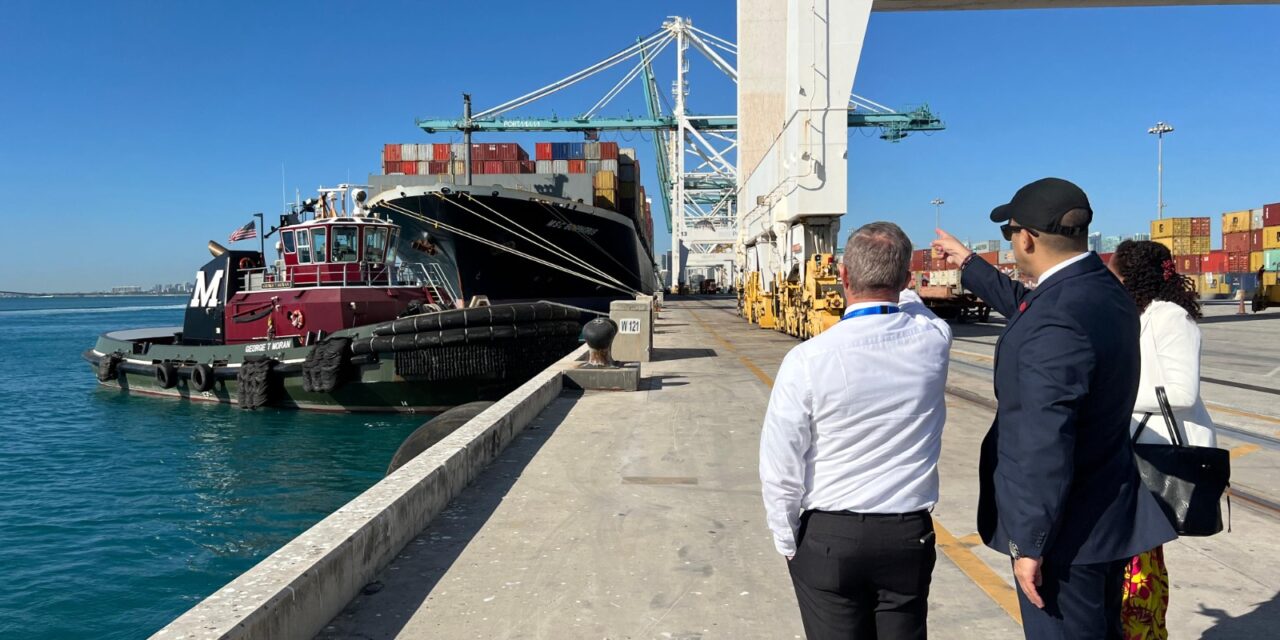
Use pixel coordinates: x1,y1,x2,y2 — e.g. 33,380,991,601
415,16,943,299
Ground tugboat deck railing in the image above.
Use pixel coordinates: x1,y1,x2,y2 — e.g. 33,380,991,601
242,262,458,307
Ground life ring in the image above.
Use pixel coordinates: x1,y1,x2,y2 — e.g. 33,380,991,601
239,257,256,270
191,363,216,392
155,362,178,389
289,309,305,329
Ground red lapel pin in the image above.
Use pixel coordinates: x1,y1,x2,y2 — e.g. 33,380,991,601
1018,301,1028,313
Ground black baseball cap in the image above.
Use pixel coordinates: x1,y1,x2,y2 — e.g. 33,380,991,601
990,177,1092,236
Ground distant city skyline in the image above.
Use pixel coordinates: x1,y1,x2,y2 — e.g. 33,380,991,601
2,1,1278,291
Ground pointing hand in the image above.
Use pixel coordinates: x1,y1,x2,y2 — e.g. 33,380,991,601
931,228,972,269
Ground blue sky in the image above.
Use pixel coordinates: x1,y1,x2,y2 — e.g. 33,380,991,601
1,1,1278,292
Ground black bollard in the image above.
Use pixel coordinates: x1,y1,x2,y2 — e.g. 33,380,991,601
581,317,618,368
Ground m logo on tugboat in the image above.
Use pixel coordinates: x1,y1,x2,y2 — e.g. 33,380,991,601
190,270,225,308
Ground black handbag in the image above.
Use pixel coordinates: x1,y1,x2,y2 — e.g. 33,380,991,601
1132,386,1231,537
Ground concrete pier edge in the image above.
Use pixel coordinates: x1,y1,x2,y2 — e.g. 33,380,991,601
151,344,590,640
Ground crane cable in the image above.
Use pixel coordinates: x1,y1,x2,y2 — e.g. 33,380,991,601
376,198,639,296
447,192,636,292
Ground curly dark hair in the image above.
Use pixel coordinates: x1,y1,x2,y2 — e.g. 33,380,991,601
1111,240,1201,319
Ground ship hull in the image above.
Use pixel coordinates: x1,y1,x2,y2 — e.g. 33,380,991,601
368,184,656,311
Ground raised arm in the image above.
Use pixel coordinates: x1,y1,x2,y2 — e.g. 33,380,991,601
932,228,1027,318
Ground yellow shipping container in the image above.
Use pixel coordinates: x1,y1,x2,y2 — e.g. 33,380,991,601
1222,210,1252,233
1198,274,1230,296
1251,251,1264,273
1168,236,1199,256
1265,272,1278,288
592,170,617,190
1154,237,1174,253
1150,218,1192,239
593,188,617,210
1264,226,1280,250
1191,237,1210,255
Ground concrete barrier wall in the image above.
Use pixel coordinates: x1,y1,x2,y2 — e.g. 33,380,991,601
152,344,588,640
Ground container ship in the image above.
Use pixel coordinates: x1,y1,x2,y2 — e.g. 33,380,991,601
367,141,658,312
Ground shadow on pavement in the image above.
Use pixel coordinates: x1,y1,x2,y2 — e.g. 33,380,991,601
1199,590,1280,638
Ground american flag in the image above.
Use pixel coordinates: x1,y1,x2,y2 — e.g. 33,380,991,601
229,220,257,242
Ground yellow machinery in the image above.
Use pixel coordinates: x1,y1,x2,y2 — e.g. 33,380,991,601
741,271,777,328
799,253,845,339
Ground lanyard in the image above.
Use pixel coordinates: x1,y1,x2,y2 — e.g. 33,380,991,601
841,305,900,321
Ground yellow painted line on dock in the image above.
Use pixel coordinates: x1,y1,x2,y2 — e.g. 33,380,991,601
932,518,1023,625
951,349,994,362
688,310,775,389
1205,402,1280,426
958,532,984,547
1230,444,1261,459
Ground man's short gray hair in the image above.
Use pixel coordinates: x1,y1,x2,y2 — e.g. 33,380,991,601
841,222,913,295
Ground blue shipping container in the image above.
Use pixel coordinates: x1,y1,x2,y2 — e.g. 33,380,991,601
567,142,585,160
550,142,569,159
1226,273,1259,293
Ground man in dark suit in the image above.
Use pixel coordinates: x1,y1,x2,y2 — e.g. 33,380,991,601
932,178,1176,639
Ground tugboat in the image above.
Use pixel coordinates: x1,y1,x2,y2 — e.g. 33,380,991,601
83,185,584,412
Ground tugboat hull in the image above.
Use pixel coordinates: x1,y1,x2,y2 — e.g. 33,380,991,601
85,303,584,412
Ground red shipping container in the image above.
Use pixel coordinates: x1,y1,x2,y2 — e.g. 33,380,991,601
384,143,401,162
979,251,999,264
432,143,451,161
1190,217,1210,237
1176,255,1201,274
1251,229,1264,251
1223,231,1250,254
536,142,553,161
1265,202,1280,227
1098,252,1114,265
1227,252,1250,272
600,142,619,160
568,159,587,174
482,160,503,174
910,250,927,271
521,160,536,173
501,160,520,174
1201,251,1228,273
470,144,490,161
428,161,448,174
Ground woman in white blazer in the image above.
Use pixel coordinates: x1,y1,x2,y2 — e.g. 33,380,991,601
1109,239,1217,640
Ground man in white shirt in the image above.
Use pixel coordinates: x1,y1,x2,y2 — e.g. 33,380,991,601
760,221,952,640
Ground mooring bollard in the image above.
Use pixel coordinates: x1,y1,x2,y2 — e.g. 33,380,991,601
582,317,618,368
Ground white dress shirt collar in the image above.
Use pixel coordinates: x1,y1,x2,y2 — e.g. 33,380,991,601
1036,251,1092,286
842,299,898,315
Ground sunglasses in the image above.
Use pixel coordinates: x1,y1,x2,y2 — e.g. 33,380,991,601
1001,224,1040,241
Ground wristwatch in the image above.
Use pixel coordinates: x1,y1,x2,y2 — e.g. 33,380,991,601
1009,540,1024,559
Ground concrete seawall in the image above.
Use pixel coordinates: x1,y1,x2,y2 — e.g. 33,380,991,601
152,344,588,640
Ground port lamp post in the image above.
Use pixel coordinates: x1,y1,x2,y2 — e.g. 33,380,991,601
930,198,944,230
1147,122,1173,220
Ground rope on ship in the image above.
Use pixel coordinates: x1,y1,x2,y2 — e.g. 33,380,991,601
447,192,636,292
377,199,640,297
531,199,644,284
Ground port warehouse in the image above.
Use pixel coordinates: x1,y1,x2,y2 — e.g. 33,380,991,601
378,141,656,250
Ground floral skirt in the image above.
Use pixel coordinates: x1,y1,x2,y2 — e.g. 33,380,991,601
1122,545,1169,640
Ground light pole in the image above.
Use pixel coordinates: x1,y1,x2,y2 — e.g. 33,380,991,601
1147,122,1174,220
930,198,944,230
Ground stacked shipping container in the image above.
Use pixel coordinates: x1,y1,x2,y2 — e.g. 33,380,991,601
1151,217,1211,276
382,143,534,175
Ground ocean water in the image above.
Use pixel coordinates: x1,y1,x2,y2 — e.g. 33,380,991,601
0,296,423,639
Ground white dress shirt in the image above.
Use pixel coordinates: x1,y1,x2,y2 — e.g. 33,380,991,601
759,289,952,556
1131,300,1217,447
1035,251,1091,285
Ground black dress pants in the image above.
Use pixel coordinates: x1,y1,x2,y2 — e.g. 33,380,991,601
788,510,936,640
1015,557,1126,640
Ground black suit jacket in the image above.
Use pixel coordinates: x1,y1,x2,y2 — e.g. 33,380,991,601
963,254,1176,565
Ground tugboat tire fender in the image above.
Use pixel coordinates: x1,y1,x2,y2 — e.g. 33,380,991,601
239,257,256,270
190,363,216,392
154,362,178,389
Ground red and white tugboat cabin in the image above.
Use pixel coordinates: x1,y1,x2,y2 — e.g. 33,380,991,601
223,188,458,346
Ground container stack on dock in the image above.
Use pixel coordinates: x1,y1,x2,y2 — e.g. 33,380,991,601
1150,216,1211,292
382,143,534,175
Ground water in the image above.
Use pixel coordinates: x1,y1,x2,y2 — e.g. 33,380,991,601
0,297,423,639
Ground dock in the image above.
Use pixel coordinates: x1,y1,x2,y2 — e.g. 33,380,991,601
156,297,1280,639
323,298,1278,639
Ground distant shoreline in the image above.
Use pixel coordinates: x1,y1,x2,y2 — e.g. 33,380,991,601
0,293,188,299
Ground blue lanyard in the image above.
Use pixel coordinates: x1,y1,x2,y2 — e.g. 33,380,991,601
841,305,900,321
